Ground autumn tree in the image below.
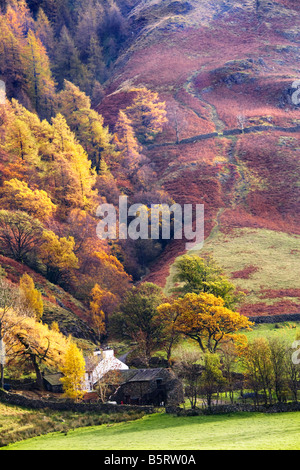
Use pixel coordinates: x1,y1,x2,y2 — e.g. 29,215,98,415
241,337,274,405
268,337,289,403
125,87,168,142
0,210,44,262
2,100,96,212
38,0,71,34
25,29,56,119
39,230,79,284
10,314,68,390
241,337,293,405
60,339,86,401
219,341,240,403
285,344,300,402
112,282,165,365
74,1,104,55
154,297,182,364
172,255,244,309
157,292,253,354
90,283,116,340
35,8,55,57
173,348,202,409
113,110,144,176
3,114,39,166
19,273,43,321
87,35,106,85
53,26,89,91
0,12,28,101
45,113,96,210
1,178,56,221
92,250,131,303
58,81,117,173
200,353,225,408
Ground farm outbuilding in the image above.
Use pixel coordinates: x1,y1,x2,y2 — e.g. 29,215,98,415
43,373,64,393
108,368,184,406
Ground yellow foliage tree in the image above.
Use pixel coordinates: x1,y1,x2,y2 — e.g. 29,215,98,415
39,231,79,283
90,283,117,339
60,340,86,401
2,178,56,221
157,292,253,353
113,110,143,172
19,273,43,321
125,87,168,142
7,312,68,390
48,113,97,210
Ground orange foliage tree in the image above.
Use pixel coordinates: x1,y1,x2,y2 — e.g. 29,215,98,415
157,292,253,354
125,87,168,142
89,283,117,340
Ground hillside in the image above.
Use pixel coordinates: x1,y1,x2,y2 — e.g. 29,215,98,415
97,0,300,317
0,255,97,345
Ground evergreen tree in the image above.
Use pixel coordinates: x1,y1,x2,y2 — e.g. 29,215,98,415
35,8,55,57
0,15,27,100
53,26,89,91
87,35,106,85
25,29,56,119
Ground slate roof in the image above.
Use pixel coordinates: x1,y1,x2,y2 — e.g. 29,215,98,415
118,368,165,383
84,356,101,372
43,373,63,386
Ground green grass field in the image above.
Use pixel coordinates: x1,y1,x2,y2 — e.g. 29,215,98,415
165,227,300,309
4,412,300,450
168,321,300,363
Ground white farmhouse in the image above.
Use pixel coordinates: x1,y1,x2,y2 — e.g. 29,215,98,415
84,349,129,392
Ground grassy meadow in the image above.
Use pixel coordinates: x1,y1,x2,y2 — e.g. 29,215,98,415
4,412,300,450
165,227,300,314
0,402,145,448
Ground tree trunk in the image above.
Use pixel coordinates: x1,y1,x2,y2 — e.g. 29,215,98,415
0,363,4,390
31,355,44,390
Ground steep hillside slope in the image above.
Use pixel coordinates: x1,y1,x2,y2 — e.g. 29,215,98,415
0,255,97,345
97,0,300,317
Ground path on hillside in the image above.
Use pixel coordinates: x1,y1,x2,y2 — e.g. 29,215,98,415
148,65,300,149
147,122,300,150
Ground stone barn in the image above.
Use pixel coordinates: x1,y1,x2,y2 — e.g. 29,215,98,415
43,373,64,393
109,368,184,406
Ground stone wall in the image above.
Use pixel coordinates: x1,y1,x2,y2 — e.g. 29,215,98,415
0,389,154,414
166,402,300,415
250,313,300,324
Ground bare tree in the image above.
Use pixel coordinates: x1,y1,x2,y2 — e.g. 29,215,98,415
173,348,202,409
95,370,122,403
0,211,43,262
237,113,248,133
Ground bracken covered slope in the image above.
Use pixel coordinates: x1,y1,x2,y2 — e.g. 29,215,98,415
97,0,300,317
